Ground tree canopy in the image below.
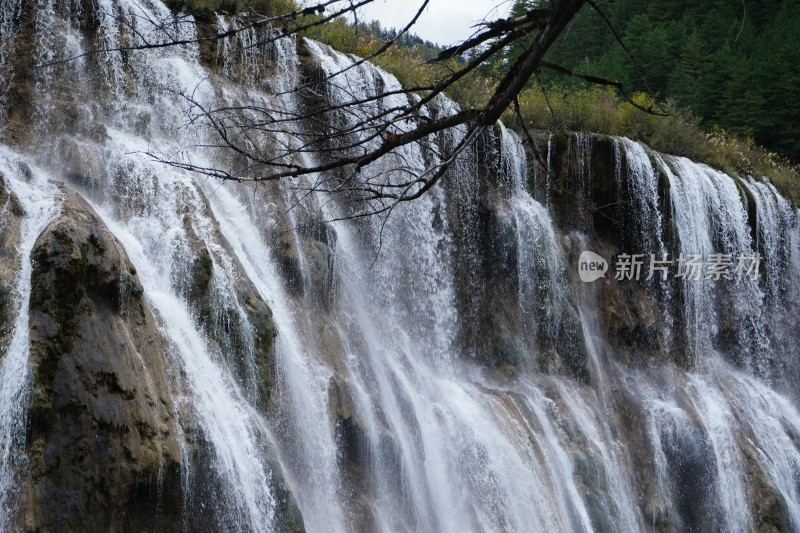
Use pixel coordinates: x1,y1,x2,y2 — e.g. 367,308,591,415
522,0,800,161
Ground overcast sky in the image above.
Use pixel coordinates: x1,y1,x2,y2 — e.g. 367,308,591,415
355,0,515,46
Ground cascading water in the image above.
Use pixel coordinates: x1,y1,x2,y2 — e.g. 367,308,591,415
0,0,799,531
742,177,800,378
0,152,61,529
657,155,772,373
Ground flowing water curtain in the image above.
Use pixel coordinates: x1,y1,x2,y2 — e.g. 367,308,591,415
663,156,770,372
3,0,286,528
0,154,61,529
742,177,800,382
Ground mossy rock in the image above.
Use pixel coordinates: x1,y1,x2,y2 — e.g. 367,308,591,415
0,283,14,340
243,293,278,409
25,190,184,531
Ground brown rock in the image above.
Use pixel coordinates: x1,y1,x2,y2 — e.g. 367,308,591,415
23,190,183,531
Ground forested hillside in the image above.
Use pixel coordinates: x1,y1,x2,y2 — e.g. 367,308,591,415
517,0,800,161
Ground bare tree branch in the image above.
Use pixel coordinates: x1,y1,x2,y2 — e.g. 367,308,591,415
30,0,627,216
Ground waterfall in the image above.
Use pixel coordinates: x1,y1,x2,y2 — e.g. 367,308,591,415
0,152,61,528
0,0,799,531
90,192,278,531
659,156,770,372
742,177,800,376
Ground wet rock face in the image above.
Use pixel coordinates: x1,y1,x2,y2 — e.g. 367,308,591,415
533,132,677,367
268,209,336,312
24,190,183,532
443,130,589,381
175,203,280,412
243,292,279,410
